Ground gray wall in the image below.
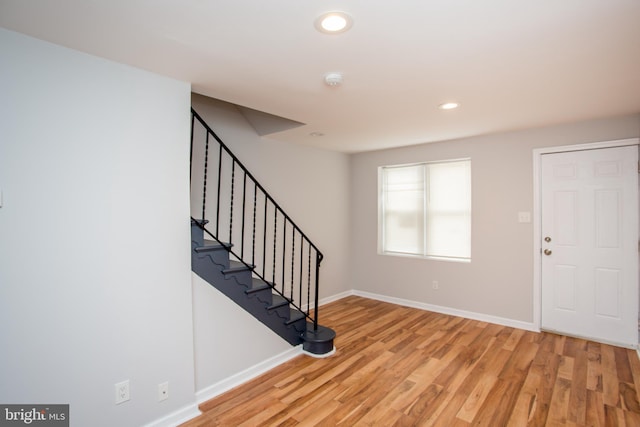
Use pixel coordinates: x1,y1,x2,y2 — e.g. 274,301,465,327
350,114,640,324
0,29,196,426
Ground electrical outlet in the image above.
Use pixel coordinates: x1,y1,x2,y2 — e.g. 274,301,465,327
115,380,130,405
158,382,169,402
432,280,439,290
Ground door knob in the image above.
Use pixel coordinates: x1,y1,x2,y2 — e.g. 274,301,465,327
544,249,552,256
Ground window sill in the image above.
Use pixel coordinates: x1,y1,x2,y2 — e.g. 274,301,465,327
378,251,471,263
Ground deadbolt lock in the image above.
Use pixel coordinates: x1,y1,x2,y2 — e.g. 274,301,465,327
544,237,551,242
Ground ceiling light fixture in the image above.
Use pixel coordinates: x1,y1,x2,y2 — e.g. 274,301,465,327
315,11,353,34
324,72,343,87
439,102,459,110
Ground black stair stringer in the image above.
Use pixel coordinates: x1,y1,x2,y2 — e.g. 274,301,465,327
191,221,306,346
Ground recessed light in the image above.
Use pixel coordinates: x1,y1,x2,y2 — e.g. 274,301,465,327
315,11,353,34
439,102,459,110
309,132,325,137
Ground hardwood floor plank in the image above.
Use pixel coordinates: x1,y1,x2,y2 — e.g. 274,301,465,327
528,349,561,425
557,355,575,381
503,328,526,351
403,383,444,420
394,358,443,414
419,341,504,425
289,383,344,424
469,378,522,426
349,379,415,425
448,342,512,424
236,400,289,427
563,336,587,358
180,296,640,427
615,346,635,384
619,381,640,413
623,408,640,425
602,344,621,407
585,388,605,427
506,371,540,426
566,347,588,424
547,377,572,425
587,344,604,392
455,373,498,422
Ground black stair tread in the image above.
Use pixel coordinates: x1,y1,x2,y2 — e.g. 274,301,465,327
222,260,255,274
285,309,306,325
194,240,231,253
245,278,272,294
268,294,291,310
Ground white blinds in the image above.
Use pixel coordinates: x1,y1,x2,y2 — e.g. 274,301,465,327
381,160,471,260
382,164,425,255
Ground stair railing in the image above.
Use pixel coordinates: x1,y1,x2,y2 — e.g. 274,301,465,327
190,108,323,331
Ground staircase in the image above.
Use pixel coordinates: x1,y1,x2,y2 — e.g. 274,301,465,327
190,109,335,356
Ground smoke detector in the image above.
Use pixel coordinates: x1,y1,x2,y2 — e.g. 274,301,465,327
324,72,343,87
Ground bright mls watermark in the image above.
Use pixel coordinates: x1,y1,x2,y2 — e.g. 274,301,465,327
0,405,68,426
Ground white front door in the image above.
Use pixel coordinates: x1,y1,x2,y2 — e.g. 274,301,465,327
540,145,638,347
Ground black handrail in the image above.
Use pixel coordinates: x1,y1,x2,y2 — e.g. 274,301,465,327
190,108,323,330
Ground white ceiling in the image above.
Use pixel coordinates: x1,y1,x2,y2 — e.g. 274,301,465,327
1,0,639,153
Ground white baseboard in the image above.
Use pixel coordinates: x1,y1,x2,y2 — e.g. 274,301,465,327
143,403,201,427
351,290,538,332
318,290,354,307
302,346,336,359
301,290,354,312
195,345,303,404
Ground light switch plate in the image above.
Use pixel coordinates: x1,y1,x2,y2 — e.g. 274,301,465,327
518,212,531,223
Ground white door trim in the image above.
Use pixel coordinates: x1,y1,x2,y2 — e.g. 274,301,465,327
532,138,639,333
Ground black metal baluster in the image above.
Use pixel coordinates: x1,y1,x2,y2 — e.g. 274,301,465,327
229,161,235,245
201,132,210,223
272,206,277,284
298,236,303,309
307,246,312,317
252,182,257,267
215,144,222,235
262,197,267,279
282,219,286,293
313,251,320,330
189,112,195,182
241,171,247,259
291,229,296,302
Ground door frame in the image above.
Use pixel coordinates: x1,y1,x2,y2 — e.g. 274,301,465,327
532,138,640,340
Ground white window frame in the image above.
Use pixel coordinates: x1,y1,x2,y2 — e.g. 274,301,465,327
378,159,472,262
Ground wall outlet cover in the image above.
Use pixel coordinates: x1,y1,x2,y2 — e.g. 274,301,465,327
115,380,130,405
158,382,169,402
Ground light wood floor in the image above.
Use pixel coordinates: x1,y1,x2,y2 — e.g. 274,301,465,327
182,296,640,426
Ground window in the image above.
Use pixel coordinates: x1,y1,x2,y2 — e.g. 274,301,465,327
379,159,471,261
